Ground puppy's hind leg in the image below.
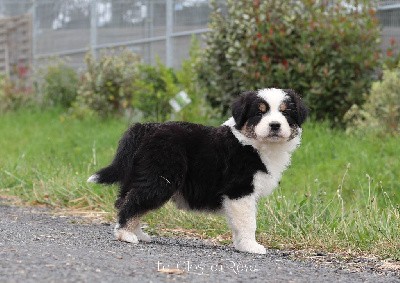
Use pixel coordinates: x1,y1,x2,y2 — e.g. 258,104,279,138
115,136,186,244
115,178,176,244
114,219,140,244
114,217,151,243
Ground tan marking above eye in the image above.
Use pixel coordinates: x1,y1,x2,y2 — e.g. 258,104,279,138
279,102,287,112
259,103,267,113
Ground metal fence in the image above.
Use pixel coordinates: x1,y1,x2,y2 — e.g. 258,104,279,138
1,1,400,74
377,1,400,51
0,0,221,71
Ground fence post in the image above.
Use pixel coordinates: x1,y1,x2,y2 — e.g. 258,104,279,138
166,0,173,67
90,0,97,58
31,0,36,70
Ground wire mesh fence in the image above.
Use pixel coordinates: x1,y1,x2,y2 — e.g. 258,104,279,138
1,0,221,72
37,0,217,69
377,1,400,51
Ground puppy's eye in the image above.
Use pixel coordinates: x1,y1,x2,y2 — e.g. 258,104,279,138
279,103,287,112
258,103,268,114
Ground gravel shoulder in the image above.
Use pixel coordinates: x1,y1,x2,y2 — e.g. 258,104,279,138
1,200,399,283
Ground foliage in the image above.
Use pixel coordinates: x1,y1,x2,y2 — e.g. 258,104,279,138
40,60,79,108
71,50,140,118
68,48,219,123
174,37,222,125
344,68,400,135
132,60,179,122
0,75,34,113
199,0,381,123
132,38,222,123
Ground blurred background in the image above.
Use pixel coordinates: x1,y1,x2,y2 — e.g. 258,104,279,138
0,0,223,76
0,0,398,76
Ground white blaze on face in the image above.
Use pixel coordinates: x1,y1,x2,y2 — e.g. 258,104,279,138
254,88,291,142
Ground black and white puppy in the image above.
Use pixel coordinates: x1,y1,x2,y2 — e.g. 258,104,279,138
88,88,308,254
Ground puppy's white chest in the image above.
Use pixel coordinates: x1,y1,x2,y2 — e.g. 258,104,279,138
253,171,277,197
253,146,292,198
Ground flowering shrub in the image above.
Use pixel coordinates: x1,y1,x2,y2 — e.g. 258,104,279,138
0,75,34,113
132,60,179,122
382,37,400,70
199,0,381,122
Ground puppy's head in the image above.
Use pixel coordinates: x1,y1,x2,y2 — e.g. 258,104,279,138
232,88,308,143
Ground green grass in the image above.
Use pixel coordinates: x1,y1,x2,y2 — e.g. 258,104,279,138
0,108,399,259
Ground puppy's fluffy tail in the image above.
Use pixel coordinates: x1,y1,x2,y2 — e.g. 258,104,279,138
87,123,155,185
87,165,120,184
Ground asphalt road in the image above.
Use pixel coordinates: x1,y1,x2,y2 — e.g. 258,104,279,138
1,201,399,283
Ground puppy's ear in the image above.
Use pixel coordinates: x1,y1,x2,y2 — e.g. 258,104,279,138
231,91,257,130
284,89,309,126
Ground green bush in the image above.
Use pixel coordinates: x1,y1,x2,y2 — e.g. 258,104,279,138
41,60,79,108
132,60,179,122
344,68,400,135
132,39,221,124
71,50,140,117
199,0,380,122
68,46,219,123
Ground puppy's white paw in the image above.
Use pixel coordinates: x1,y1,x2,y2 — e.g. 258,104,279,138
115,229,139,244
136,230,152,242
234,240,266,254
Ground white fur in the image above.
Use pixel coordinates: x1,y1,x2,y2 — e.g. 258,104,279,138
223,194,266,254
255,88,292,141
115,227,139,244
87,174,99,183
114,220,151,243
134,226,152,242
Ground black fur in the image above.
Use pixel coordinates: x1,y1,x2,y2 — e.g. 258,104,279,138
283,89,309,126
94,122,267,227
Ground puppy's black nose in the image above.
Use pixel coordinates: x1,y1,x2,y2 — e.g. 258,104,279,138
270,122,281,131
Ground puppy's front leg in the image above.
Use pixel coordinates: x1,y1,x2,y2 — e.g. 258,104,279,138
223,194,266,254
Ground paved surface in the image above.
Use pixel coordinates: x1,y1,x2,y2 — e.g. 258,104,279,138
0,202,399,283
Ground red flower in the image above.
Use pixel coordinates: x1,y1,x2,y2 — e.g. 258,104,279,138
368,9,376,17
387,49,393,57
256,32,262,39
269,27,274,36
261,55,269,62
282,59,289,69
17,64,29,78
390,37,396,47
